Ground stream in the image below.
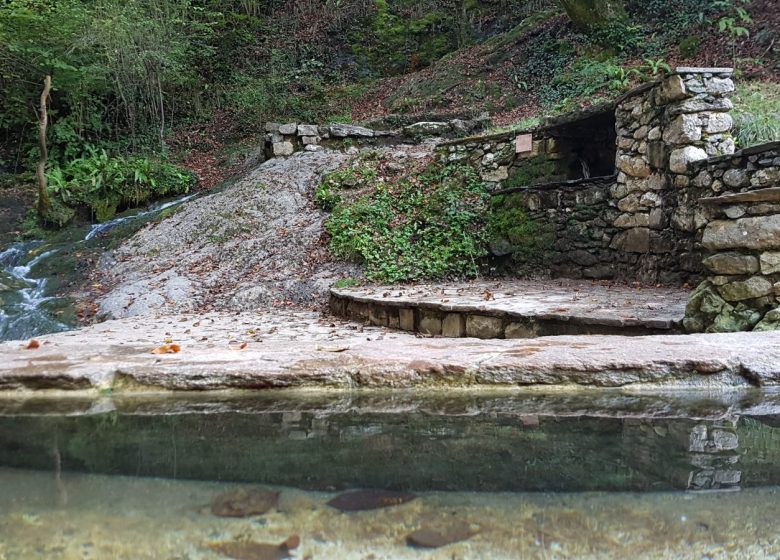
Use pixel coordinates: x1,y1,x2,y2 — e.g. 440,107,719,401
0,195,196,342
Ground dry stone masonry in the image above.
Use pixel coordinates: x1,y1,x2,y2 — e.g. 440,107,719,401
426,67,779,333
683,142,780,332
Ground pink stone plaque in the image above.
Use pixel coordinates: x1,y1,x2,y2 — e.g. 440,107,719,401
515,133,532,154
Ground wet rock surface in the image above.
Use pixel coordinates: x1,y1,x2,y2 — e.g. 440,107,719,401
2,309,780,391
94,149,362,319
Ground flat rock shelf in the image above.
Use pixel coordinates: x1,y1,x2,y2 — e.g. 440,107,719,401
330,280,689,338
2,310,780,392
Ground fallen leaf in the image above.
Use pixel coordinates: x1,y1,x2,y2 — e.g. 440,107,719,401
315,345,350,352
151,344,181,354
25,340,40,350
209,534,298,560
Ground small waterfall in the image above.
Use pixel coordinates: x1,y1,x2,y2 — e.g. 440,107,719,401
0,242,68,341
84,194,196,241
0,193,196,341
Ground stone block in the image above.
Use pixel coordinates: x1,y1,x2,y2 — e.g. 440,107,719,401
302,136,320,145
419,311,442,335
647,142,666,169
614,213,650,228
692,170,712,188
265,122,281,133
702,215,780,250
387,310,400,329
669,146,708,173
399,308,415,331
466,315,504,339
610,227,650,253
705,77,735,94
297,124,318,136
656,75,688,104
347,301,369,321
279,122,298,135
273,141,295,156
368,304,388,327
442,314,465,337
718,276,774,302
617,194,641,212
640,191,662,208
663,114,702,144
724,205,746,219
480,166,509,182
505,322,537,339
723,168,749,188
616,155,651,178
760,251,780,274
329,123,374,138
706,113,733,134
672,97,733,115
702,252,759,275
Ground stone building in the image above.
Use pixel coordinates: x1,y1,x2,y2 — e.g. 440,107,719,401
436,67,780,333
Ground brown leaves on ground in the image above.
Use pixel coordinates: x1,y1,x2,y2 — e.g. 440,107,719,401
25,339,40,350
151,343,180,354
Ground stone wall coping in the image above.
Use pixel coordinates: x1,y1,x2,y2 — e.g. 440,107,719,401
438,103,616,148
691,140,780,169
700,186,780,206
437,128,520,147
492,174,617,196
673,66,735,74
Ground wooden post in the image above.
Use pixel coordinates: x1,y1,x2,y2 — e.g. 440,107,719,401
36,75,52,218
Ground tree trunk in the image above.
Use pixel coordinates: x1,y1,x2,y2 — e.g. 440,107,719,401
559,0,625,29
36,75,52,219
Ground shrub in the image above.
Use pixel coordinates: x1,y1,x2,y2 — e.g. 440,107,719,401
45,148,194,223
323,162,491,282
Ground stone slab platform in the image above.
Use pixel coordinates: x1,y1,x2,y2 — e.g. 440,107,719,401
1,310,780,393
331,280,689,338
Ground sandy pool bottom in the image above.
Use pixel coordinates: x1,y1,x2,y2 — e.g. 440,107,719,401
0,467,777,560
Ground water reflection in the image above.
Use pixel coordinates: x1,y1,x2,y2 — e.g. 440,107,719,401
0,391,777,493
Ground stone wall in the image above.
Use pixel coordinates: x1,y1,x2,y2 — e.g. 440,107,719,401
491,177,618,279
683,142,780,332
264,122,393,157
435,67,742,285
264,116,490,158
609,67,736,283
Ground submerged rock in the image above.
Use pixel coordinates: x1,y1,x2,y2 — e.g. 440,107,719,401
211,487,280,517
406,521,479,548
326,489,415,511
210,535,299,560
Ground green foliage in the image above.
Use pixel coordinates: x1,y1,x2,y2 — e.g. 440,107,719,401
323,161,490,282
678,35,702,57
333,277,362,289
733,82,780,147
45,148,193,223
504,157,560,189
586,17,644,54
487,194,553,264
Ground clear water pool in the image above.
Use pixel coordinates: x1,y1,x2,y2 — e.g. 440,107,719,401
0,391,778,559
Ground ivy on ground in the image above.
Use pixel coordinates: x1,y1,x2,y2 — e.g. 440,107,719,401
319,157,490,283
